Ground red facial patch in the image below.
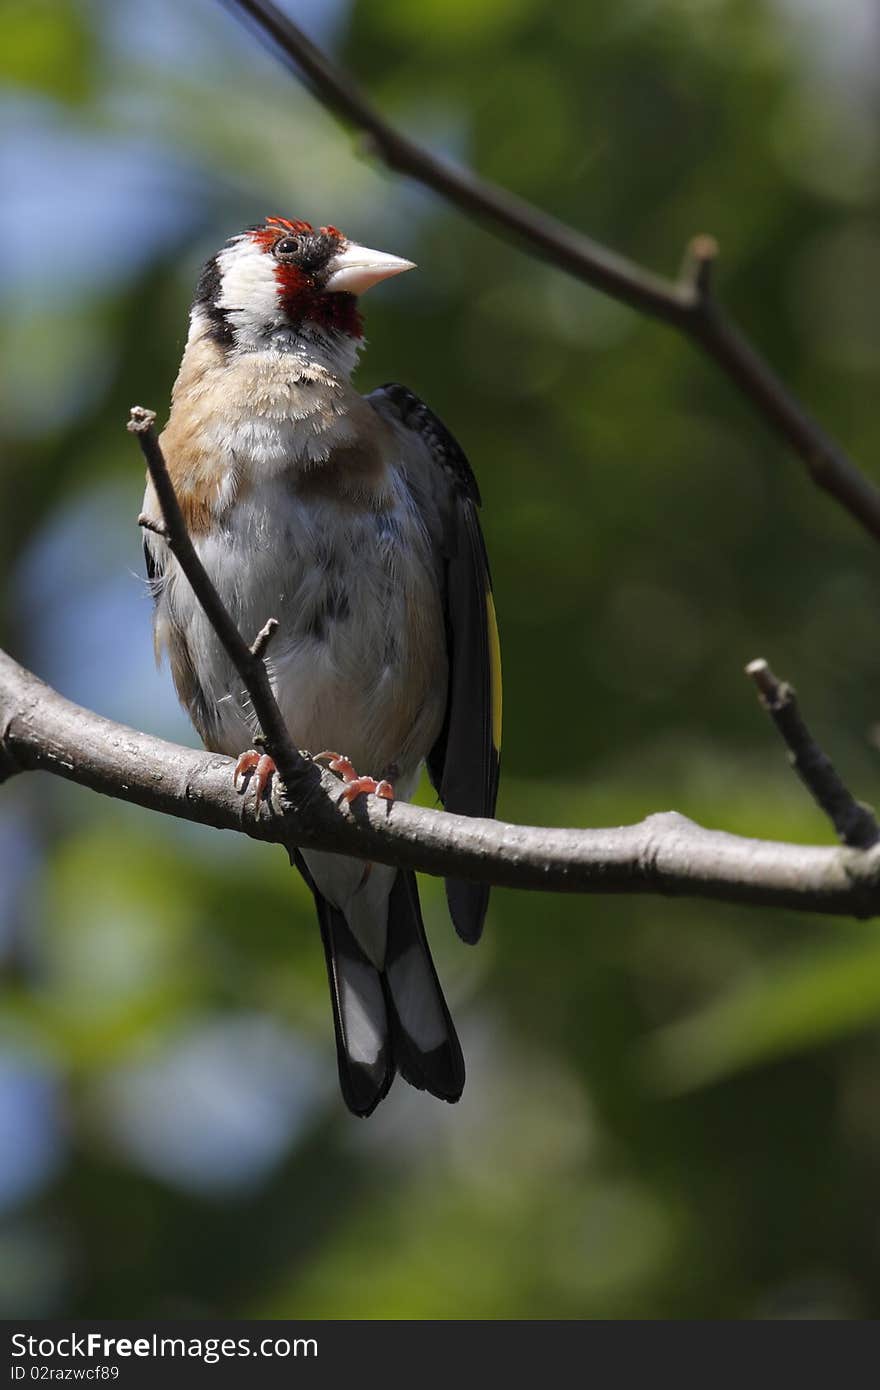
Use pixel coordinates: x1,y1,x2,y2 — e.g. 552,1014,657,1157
249,217,362,339
249,216,313,252
273,263,363,339
268,216,312,232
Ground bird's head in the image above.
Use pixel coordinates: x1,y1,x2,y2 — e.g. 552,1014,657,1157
192,216,415,360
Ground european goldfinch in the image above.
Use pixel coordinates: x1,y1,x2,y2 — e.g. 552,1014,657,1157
142,217,501,1116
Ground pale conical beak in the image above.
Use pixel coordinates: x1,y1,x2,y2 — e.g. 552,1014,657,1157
324,243,416,295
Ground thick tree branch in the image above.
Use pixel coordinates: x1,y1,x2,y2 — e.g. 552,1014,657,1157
747,658,880,850
4,646,880,918
224,0,880,544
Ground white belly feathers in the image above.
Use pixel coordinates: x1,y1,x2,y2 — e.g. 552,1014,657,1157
158,468,447,781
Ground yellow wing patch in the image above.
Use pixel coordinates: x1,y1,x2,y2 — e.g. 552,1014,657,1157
486,588,502,753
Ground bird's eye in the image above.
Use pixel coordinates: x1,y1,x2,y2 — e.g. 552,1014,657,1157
273,237,300,258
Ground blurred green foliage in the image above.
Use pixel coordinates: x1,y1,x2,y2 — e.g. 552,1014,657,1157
1,0,880,1319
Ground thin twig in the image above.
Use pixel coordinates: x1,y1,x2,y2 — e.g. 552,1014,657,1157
746,658,880,850
223,0,880,545
129,406,312,796
4,647,880,917
679,234,718,303
251,617,279,660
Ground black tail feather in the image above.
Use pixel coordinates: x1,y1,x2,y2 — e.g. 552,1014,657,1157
382,870,465,1103
315,894,394,1118
444,879,490,947
305,842,464,1115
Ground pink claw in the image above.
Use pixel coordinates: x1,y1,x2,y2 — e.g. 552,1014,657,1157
313,751,395,805
234,749,277,802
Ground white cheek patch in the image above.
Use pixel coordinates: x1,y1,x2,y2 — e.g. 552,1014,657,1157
216,236,281,345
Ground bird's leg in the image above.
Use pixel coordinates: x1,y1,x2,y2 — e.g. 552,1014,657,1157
313,751,395,804
234,748,277,802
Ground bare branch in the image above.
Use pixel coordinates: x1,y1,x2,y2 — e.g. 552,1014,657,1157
250,617,279,661
4,647,880,918
223,0,880,546
746,658,880,850
130,407,313,799
679,234,719,304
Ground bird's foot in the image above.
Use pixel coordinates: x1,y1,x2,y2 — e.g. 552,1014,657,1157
234,748,277,803
313,751,395,804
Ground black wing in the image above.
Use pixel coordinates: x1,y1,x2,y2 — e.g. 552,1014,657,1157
367,384,501,944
